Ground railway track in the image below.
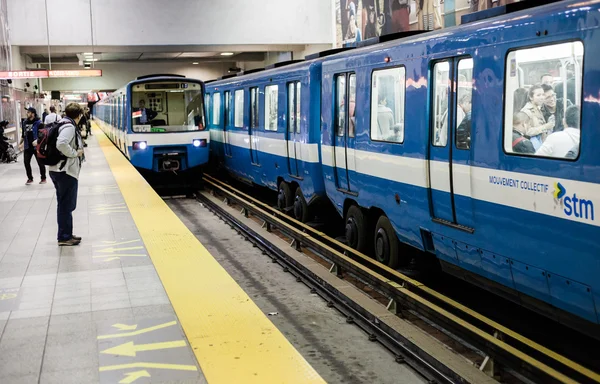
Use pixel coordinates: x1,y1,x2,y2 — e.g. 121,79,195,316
196,173,600,384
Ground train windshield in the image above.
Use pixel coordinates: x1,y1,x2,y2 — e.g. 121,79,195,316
130,81,205,133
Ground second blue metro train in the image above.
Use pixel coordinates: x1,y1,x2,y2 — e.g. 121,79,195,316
206,1,600,338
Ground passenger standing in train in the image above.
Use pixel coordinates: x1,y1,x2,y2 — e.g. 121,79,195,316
19,107,46,185
376,94,394,139
536,105,580,158
520,84,555,150
540,73,554,86
49,103,85,246
511,112,535,154
541,84,571,132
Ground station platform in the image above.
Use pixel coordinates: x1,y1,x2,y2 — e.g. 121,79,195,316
0,127,324,383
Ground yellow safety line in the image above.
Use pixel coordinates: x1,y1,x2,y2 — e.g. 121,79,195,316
205,176,600,383
93,124,325,384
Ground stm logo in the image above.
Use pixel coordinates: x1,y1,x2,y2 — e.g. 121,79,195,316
554,182,595,221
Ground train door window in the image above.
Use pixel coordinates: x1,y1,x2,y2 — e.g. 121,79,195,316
250,87,259,129
224,91,231,126
432,61,450,147
234,89,244,128
264,85,278,131
205,94,211,124
287,82,301,133
504,41,583,159
212,92,221,126
348,74,356,138
335,75,346,137
456,58,473,150
370,66,405,143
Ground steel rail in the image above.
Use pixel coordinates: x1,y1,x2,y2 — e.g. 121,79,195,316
201,174,600,384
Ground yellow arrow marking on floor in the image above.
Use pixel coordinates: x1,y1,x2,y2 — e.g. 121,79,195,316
119,370,150,384
0,293,16,300
96,246,144,253
94,239,141,247
100,363,197,372
112,323,138,331
102,340,187,357
98,320,177,340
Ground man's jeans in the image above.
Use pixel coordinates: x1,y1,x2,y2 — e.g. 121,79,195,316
49,171,78,241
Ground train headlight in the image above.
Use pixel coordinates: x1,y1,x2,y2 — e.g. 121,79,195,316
133,141,147,150
192,139,206,148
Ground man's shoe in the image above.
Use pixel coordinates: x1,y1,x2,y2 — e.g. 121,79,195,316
72,235,82,241
25,179,33,185
39,179,47,184
58,238,80,246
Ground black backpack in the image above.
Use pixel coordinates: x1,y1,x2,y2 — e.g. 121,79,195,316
36,121,69,166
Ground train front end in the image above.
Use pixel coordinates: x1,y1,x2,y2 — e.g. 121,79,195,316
127,77,208,175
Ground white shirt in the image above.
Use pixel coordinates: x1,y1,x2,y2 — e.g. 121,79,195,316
44,113,60,125
535,128,580,158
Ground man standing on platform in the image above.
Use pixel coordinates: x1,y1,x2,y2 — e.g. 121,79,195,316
49,103,85,246
19,107,46,185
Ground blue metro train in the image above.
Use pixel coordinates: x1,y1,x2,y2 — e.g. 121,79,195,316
94,74,208,177
206,1,600,337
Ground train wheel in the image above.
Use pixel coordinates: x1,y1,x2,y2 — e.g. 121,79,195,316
345,205,367,253
277,181,293,211
293,187,310,223
374,216,400,269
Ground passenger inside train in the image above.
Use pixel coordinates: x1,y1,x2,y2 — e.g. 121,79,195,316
504,41,582,159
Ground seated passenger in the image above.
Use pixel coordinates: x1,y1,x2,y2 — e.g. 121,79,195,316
511,112,535,154
541,84,572,132
520,84,555,150
456,111,471,149
376,94,394,139
133,100,157,125
565,145,578,159
535,105,580,158
386,123,403,142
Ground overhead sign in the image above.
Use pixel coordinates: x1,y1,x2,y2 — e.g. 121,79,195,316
0,69,103,79
0,70,49,79
50,69,102,78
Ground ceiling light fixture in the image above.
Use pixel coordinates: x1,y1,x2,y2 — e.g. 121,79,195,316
83,52,93,55
192,62,199,65
220,52,234,56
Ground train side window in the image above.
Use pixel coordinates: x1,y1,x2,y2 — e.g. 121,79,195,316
212,92,221,126
234,89,244,128
504,41,583,159
287,82,301,133
224,91,231,126
456,58,473,150
265,85,278,131
432,61,450,147
250,87,259,129
335,75,346,137
370,66,405,143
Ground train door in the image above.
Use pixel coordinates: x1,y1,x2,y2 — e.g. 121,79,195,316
428,57,475,231
333,73,357,193
249,87,260,165
223,91,232,157
167,92,185,125
287,81,301,177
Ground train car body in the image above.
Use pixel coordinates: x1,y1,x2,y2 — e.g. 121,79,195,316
320,0,599,335
206,61,325,220
94,75,208,176
207,0,600,336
